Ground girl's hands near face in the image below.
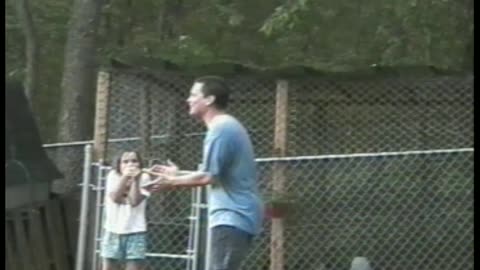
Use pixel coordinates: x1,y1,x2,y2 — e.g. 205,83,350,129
124,166,141,178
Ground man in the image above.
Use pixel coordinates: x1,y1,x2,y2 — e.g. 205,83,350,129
150,76,263,270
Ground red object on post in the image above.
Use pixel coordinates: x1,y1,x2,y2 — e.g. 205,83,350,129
264,202,290,219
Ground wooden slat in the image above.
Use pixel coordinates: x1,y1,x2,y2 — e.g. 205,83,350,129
45,200,69,270
28,209,49,270
13,211,34,270
6,220,18,270
54,199,75,269
63,195,80,259
5,249,12,270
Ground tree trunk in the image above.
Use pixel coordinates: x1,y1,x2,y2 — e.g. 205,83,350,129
13,0,38,102
55,0,103,195
157,0,184,41
462,0,473,70
58,0,104,142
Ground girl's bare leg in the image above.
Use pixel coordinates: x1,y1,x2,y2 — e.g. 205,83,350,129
102,259,120,270
126,261,144,270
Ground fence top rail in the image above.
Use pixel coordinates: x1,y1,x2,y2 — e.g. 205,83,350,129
43,139,473,161
255,148,474,163
43,141,93,148
42,132,209,148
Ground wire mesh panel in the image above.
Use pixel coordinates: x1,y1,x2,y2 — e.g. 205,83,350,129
93,70,473,270
103,71,473,160
91,163,199,270
227,77,277,157
104,70,278,166
45,144,87,193
288,75,473,156
105,71,202,167
242,150,473,270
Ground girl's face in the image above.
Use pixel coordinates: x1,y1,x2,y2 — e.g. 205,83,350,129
120,152,140,174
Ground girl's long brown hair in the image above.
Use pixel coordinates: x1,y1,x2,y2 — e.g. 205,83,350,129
112,151,144,175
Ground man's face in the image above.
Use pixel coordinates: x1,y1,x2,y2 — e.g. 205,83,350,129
186,82,211,117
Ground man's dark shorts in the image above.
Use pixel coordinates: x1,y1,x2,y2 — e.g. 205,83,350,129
210,225,254,270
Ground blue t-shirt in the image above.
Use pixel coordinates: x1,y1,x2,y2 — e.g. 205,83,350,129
201,115,264,236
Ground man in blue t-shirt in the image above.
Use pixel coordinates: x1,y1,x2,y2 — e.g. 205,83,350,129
150,76,264,270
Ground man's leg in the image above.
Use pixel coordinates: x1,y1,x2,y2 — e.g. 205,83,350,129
210,226,253,270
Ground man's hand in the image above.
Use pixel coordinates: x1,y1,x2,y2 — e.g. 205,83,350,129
146,175,175,193
150,160,179,176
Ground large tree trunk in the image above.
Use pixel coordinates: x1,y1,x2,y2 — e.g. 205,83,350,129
157,0,184,41
462,0,473,70
58,0,104,143
55,2,104,267
55,0,103,194
13,0,38,102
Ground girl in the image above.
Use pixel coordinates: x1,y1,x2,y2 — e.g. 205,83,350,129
101,151,152,270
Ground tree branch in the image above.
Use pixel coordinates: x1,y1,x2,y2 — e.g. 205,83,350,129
13,0,38,102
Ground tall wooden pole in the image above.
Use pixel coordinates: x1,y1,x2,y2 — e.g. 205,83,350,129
93,71,110,163
271,80,288,270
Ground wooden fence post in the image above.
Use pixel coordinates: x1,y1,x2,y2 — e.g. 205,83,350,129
93,71,110,163
271,79,288,270
140,84,152,159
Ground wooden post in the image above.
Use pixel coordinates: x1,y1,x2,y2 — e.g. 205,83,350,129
166,88,181,165
13,211,35,270
93,71,110,163
29,209,49,270
5,220,17,270
45,200,69,270
271,80,288,270
140,84,152,159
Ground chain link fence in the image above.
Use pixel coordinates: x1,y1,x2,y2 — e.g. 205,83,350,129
87,162,202,270
44,143,87,194
103,71,472,157
51,70,473,270
286,76,473,155
246,150,473,270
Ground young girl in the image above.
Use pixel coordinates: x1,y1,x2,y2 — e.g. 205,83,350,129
101,151,152,270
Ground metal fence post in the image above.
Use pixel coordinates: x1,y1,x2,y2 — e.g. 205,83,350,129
186,183,202,270
92,165,106,270
75,144,93,270
204,184,212,270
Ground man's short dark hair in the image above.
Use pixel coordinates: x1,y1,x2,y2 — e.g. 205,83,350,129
194,76,230,110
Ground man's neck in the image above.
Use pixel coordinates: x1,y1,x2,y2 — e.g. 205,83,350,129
203,109,227,129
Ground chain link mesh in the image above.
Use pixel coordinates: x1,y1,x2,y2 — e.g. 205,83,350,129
244,151,473,270
102,70,472,270
89,162,197,270
44,144,87,194
47,70,473,269
287,76,473,155
104,71,472,158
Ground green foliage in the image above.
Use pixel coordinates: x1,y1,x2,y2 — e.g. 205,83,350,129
93,0,472,71
6,0,72,142
259,0,310,36
5,0,473,141
6,1,25,81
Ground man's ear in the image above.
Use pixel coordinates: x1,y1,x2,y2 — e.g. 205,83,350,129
206,95,216,106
